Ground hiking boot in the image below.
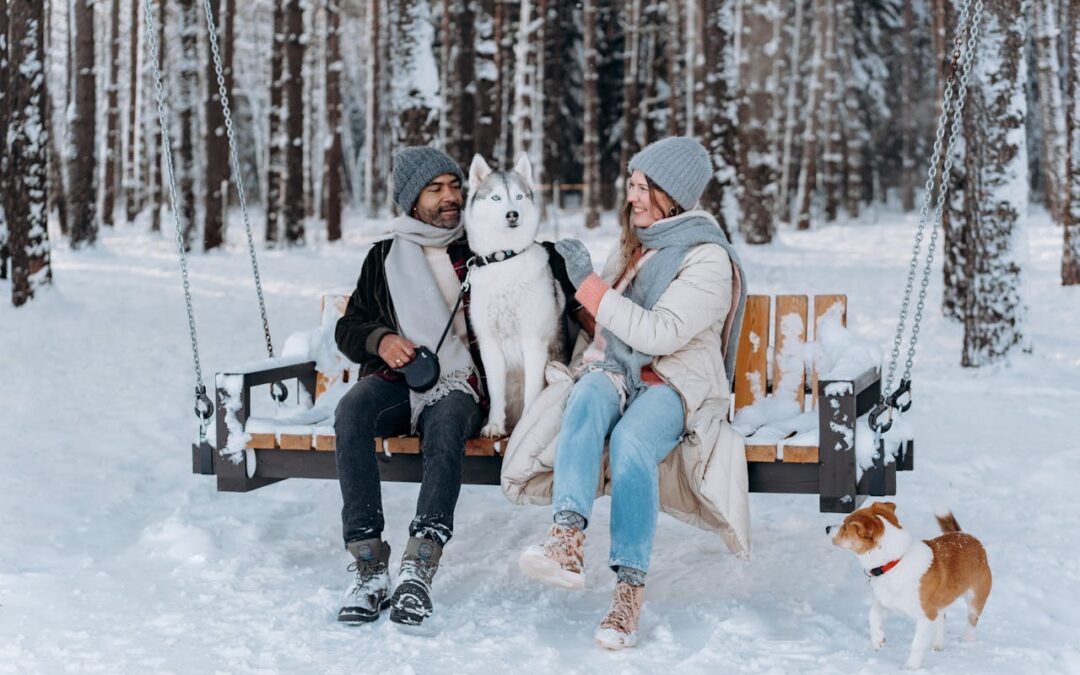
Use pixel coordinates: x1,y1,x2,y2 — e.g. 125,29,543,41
338,538,391,623
593,582,645,650
518,524,586,589
388,537,442,626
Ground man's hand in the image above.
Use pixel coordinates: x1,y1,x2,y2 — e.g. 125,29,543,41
378,334,417,369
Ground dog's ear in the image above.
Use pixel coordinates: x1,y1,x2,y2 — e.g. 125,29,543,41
877,502,897,513
469,154,493,192
512,154,533,186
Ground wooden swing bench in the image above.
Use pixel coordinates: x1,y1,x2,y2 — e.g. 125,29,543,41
197,293,911,513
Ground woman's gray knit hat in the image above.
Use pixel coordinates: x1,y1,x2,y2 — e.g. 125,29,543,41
392,146,465,213
628,136,713,210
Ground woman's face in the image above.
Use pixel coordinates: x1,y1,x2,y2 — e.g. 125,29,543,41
626,170,673,229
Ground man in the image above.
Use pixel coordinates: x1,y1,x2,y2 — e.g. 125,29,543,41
333,146,581,626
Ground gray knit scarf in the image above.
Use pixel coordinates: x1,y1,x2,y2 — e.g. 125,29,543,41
590,210,748,408
384,215,479,431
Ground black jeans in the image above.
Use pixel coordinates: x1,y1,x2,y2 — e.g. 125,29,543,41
334,375,482,548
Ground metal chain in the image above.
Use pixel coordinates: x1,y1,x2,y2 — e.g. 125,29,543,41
876,0,983,427
901,0,984,384
142,0,214,438
201,0,276,362
880,0,972,404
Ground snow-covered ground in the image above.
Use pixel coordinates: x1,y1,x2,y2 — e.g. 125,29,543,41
2,207,1078,674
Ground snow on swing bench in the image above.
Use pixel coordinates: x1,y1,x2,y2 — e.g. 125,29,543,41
201,293,913,512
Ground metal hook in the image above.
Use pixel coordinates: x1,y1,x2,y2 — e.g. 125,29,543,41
270,381,289,403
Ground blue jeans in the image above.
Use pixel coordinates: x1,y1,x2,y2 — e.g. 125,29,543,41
552,370,685,573
334,375,482,548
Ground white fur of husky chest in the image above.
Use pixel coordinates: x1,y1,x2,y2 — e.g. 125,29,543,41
465,154,565,437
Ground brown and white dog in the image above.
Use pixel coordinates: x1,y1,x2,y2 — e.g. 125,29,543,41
827,502,992,670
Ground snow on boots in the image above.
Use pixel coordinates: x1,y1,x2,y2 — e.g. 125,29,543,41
338,538,392,623
389,537,442,626
519,524,586,589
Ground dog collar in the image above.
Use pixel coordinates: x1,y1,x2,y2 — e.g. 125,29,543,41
469,249,521,267
868,558,901,577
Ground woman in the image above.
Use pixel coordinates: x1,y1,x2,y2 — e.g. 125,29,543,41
508,136,749,649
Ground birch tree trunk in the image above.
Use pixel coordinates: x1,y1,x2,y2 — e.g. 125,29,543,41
513,0,544,193
1033,0,1067,222
736,0,778,243
284,0,306,244
267,0,285,241
204,0,227,250
125,0,141,223
961,0,1028,367
8,0,53,305
1064,0,1080,285
325,0,343,241
103,0,122,226
70,0,98,248
795,0,827,231
582,0,600,229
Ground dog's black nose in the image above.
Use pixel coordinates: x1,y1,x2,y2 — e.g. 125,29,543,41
506,211,519,222
825,526,833,534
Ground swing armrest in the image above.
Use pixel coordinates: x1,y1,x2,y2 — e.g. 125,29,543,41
221,359,318,389
817,366,881,418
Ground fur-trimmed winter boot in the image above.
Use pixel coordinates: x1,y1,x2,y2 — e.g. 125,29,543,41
388,537,442,626
594,582,645,649
338,538,391,623
518,524,586,589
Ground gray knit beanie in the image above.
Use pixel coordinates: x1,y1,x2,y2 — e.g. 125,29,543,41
627,136,712,211
392,146,465,213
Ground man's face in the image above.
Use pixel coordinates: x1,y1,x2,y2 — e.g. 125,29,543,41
413,174,464,229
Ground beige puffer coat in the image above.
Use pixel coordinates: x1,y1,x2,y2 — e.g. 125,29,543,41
500,231,750,556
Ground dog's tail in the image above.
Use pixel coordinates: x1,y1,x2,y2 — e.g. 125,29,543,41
934,506,962,534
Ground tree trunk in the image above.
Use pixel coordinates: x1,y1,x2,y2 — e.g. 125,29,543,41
362,0,380,217
513,0,545,194
698,0,734,238
582,0,600,229
473,0,498,160
820,0,840,221
666,0,684,137
1064,0,1080,285
178,0,199,250
0,0,9,279
103,0,122,226
618,0,643,200
961,0,1028,367
440,0,474,162
899,0,916,211
203,0,227,249
1033,0,1067,222
284,0,306,244
839,0,861,219
125,0,141,223
152,0,166,233
8,0,53,305
736,0,778,243
268,0,285,242
777,0,805,222
795,0,828,231
70,0,99,248
325,0,343,241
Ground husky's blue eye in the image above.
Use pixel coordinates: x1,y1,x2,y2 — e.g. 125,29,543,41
516,195,523,200
492,195,501,201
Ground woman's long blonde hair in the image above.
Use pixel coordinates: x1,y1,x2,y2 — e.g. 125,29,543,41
616,174,684,277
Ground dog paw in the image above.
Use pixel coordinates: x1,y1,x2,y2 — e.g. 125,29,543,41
480,422,506,438
931,643,945,652
872,637,885,651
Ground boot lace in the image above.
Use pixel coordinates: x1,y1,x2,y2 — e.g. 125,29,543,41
600,583,642,634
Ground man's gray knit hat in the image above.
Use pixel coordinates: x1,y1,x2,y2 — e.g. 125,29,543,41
627,136,713,210
392,146,465,213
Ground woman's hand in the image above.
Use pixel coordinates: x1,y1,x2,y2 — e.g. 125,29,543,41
378,334,416,369
555,239,594,288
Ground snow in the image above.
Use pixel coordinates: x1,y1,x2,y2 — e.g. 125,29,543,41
1,206,1079,672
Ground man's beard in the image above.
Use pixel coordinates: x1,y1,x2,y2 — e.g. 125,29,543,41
416,203,462,229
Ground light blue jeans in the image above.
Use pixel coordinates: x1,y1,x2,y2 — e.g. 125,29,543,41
552,370,685,573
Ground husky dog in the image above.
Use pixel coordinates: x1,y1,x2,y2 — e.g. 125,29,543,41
464,154,564,438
